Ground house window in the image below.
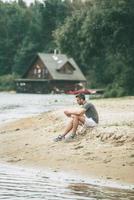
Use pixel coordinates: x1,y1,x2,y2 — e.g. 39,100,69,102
37,68,41,73
20,82,26,86
38,73,41,78
65,67,73,74
59,65,73,74
34,65,42,78
44,68,48,75
43,67,49,78
34,68,37,75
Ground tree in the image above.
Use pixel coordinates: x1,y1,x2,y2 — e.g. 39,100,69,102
54,1,89,71
0,1,31,75
40,0,72,52
13,0,72,75
54,0,134,95
13,1,42,75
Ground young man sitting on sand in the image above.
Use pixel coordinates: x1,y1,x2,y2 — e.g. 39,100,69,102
54,93,99,142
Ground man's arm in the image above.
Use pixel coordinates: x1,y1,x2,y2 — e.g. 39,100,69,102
64,108,86,117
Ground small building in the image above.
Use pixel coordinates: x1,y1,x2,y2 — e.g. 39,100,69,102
15,53,86,94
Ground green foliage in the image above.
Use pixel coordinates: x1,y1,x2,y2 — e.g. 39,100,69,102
13,40,38,75
40,0,72,52
0,0,134,96
104,83,126,98
0,74,19,91
54,0,134,96
13,1,43,75
12,0,72,75
0,0,32,75
0,0,71,76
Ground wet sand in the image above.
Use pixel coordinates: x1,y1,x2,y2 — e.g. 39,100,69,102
0,97,134,187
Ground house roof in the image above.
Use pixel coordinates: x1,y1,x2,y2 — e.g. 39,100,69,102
37,53,86,81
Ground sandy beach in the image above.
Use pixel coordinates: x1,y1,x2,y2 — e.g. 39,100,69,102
0,97,134,187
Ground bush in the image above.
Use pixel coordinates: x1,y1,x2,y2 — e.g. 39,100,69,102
116,87,126,97
0,74,18,91
104,84,126,98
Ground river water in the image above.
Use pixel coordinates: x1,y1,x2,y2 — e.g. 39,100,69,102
0,163,134,200
0,92,74,124
0,92,134,199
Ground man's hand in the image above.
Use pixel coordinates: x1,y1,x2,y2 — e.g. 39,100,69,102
64,108,85,117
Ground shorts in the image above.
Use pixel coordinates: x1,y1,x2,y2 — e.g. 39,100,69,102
84,117,97,128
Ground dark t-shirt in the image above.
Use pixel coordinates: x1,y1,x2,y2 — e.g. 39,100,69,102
82,102,99,123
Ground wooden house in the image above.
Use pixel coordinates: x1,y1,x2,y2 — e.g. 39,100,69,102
15,53,86,93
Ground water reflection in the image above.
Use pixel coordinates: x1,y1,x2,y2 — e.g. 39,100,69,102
68,183,134,200
0,163,133,200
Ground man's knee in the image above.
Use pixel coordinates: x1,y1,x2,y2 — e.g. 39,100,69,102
72,115,78,118
73,115,79,121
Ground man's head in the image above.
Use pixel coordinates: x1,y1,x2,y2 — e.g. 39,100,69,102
76,93,86,105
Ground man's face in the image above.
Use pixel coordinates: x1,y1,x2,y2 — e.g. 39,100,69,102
76,97,84,105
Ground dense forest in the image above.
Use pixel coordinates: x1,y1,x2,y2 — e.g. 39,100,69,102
0,0,134,97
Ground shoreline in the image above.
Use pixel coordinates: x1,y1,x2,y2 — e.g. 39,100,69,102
0,161,133,190
0,97,134,189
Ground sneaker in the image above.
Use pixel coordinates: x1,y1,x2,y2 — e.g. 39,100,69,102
64,133,76,142
53,135,65,142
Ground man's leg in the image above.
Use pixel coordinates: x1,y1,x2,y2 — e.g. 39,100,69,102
54,117,74,142
71,115,85,135
62,119,73,137
62,115,85,137
54,115,85,142
64,116,85,141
